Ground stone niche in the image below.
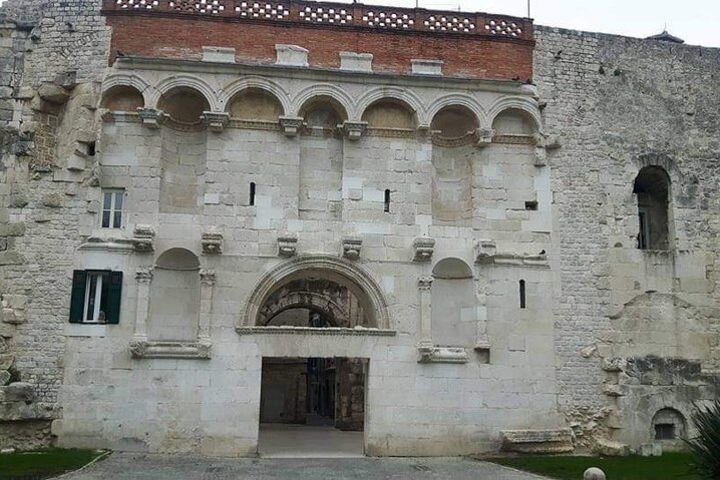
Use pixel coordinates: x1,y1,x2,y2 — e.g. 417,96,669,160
148,248,201,342
430,258,476,347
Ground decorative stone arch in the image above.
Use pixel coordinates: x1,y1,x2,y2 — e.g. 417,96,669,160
631,153,683,188
241,255,390,330
486,96,542,132
291,83,354,120
258,291,348,327
219,76,291,115
151,74,221,111
354,86,426,124
426,94,486,130
102,73,155,107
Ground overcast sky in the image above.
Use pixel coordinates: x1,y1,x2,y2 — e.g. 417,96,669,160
353,0,720,47
1,0,717,47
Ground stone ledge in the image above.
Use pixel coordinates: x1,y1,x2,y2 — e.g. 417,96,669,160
235,326,396,337
418,345,469,364
129,340,211,359
501,428,574,454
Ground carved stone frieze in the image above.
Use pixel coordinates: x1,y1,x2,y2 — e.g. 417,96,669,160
279,116,304,137
341,121,368,141
201,231,223,254
137,108,166,129
417,345,469,364
201,111,230,132
131,225,155,253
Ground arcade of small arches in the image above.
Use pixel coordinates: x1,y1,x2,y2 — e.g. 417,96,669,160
100,74,543,141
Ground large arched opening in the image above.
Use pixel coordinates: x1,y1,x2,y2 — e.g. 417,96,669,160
246,257,388,457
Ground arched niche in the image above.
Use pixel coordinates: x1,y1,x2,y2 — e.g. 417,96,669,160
243,256,390,330
652,408,686,441
492,108,538,135
431,258,476,346
226,88,284,121
148,248,201,342
430,105,479,138
361,99,417,129
299,95,348,129
634,166,671,250
101,85,144,111
157,86,210,124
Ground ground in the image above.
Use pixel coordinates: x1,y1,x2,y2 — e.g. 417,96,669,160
0,448,102,479
60,453,550,479
488,453,699,480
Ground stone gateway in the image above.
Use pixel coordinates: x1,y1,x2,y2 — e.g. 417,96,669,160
0,0,718,457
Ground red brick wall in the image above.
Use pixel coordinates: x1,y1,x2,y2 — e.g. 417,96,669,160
105,14,533,82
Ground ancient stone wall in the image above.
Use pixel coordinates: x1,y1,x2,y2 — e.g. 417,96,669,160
534,26,720,450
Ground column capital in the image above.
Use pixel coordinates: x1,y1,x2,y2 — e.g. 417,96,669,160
135,267,153,283
200,269,216,286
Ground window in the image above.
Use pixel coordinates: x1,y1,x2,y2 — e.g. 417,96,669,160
634,166,670,250
101,189,124,229
525,201,538,211
69,270,123,324
519,280,526,309
250,182,256,206
384,189,391,213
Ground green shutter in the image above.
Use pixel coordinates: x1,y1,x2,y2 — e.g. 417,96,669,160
69,270,87,323
105,271,123,324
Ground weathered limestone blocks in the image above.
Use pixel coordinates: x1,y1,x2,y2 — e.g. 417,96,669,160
411,59,443,76
417,345,468,364
202,46,236,63
1,295,26,325
37,82,70,105
341,121,367,140
137,108,165,129
639,443,662,456
275,44,309,67
339,51,373,72
501,429,574,454
594,437,629,456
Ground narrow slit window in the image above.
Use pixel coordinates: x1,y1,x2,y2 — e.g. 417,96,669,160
250,182,256,206
525,201,538,211
384,189,391,213
87,142,96,157
519,280,526,309
101,189,124,229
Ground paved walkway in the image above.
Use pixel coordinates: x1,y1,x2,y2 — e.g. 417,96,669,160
62,452,551,479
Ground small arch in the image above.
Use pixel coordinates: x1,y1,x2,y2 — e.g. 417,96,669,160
430,105,479,138
153,75,219,111
102,74,153,107
652,408,686,441
292,84,354,120
492,108,538,135
634,166,671,250
361,98,417,129
226,88,284,121
355,87,425,124
432,257,473,280
101,85,145,111
155,247,200,271
299,95,348,129
157,86,210,124
487,97,542,133
220,76,291,115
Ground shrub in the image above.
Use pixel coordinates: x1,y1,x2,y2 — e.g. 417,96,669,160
685,400,720,479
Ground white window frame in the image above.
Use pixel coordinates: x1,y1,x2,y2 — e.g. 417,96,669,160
101,188,125,229
82,271,108,323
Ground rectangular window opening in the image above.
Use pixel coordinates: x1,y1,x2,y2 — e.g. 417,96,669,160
101,189,124,229
519,280,526,309
525,201,538,211
250,182,256,206
83,271,110,323
384,189,391,213
87,142,96,157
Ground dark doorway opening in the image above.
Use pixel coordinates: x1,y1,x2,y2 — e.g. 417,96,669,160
258,356,368,457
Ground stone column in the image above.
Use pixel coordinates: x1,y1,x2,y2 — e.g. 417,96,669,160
418,276,433,349
133,267,153,342
198,269,216,344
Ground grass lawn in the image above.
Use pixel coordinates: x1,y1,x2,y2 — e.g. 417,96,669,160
488,452,700,480
0,448,106,479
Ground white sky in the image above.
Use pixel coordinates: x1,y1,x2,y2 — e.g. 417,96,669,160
347,0,720,47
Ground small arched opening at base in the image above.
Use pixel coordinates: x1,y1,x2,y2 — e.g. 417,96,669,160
652,408,686,441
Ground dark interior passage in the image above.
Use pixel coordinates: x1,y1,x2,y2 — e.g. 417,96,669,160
260,357,367,431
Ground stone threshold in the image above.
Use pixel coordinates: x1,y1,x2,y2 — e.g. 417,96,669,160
235,326,397,336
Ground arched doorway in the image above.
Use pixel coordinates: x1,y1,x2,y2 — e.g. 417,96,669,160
246,257,387,457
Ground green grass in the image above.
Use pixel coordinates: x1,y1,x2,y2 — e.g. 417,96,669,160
488,452,700,480
0,448,105,479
